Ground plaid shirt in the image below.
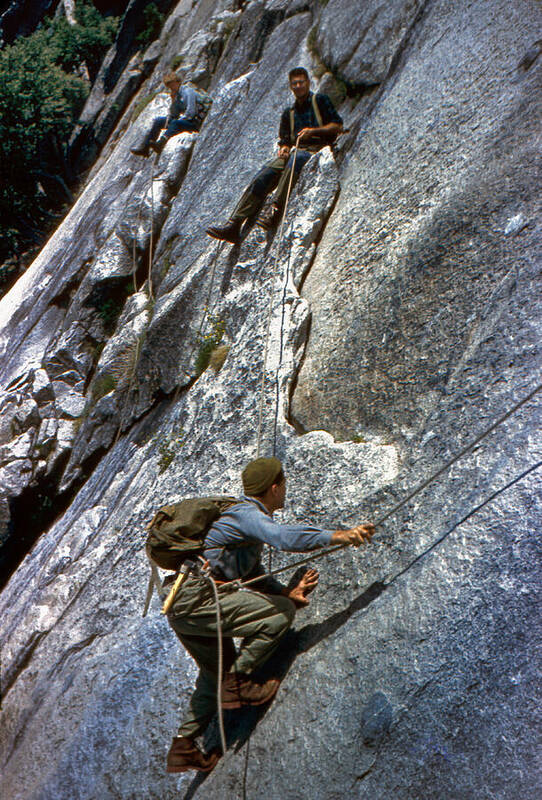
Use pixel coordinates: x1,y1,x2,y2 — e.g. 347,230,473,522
278,91,342,147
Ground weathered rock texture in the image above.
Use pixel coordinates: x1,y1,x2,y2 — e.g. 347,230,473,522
1,1,541,798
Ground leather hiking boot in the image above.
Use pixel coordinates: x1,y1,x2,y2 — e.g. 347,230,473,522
150,135,167,154
256,205,282,231
221,671,280,710
206,219,242,245
166,736,220,774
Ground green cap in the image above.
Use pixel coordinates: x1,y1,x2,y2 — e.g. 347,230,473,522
242,457,283,496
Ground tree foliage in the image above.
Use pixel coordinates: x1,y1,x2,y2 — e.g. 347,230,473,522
0,1,118,266
136,3,165,48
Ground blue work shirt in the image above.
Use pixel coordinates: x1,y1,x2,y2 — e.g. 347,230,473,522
168,85,198,123
204,495,333,592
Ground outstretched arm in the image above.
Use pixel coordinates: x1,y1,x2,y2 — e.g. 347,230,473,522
331,523,375,546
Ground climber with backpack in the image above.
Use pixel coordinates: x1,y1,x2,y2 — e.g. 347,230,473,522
206,66,343,244
131,71,212,157
146,456,374,773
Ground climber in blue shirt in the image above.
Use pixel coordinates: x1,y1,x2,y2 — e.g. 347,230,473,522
207,66,343,244
131,72,207,157
165,456,374,774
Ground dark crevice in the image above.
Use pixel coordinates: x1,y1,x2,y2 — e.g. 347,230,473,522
0,629,47,701
286,183,342,434
287,310,311,436
85,275,137,336
0,373,168,593
49,260,94,310
1,453,71,592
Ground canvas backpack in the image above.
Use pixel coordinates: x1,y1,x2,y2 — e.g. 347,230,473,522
145,495,237,571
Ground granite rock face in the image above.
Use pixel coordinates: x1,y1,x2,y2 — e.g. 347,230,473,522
0,1,541,799
315,0,425,86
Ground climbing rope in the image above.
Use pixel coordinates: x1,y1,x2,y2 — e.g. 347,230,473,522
222,380,542,590
255,135,303,569
203,566,228,757
387,458,542,588
256,135,302,457
147,156,156,301
132,198,142,294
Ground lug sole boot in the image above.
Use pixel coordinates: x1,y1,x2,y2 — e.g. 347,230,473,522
221,671,280,710
166,736,220,773
255,205,282,231
206,219,242,245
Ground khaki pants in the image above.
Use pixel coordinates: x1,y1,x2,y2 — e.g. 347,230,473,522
231,147,319,221
167,575,295,738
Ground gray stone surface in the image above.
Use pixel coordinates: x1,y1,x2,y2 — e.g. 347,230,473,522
293,0,542,446
315,0,425,86
0,0,541,798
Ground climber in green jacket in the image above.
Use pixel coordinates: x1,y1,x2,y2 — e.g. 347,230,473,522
206,67,343,244
165,456,374,773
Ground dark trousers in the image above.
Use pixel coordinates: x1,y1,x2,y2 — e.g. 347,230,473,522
231,148,314,221
142,115,199,149
167,575,295,739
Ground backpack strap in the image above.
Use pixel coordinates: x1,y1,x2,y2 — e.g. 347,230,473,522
142,557,165,617
312,93,323,128
290,108,295,145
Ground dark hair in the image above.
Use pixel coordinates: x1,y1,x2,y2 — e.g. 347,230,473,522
253,470,285,498
288,67,309,81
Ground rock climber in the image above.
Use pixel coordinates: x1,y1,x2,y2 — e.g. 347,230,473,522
131,72,209,157
206,66,343,245
165,456,374,773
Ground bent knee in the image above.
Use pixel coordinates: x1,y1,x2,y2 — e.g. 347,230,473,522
274,596,296,629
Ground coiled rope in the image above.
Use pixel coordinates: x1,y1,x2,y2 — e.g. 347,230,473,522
203,567,228,756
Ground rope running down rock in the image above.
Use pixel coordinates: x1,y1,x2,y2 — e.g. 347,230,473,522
256,134,302,458
223,380,542,590
203,566,228,756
